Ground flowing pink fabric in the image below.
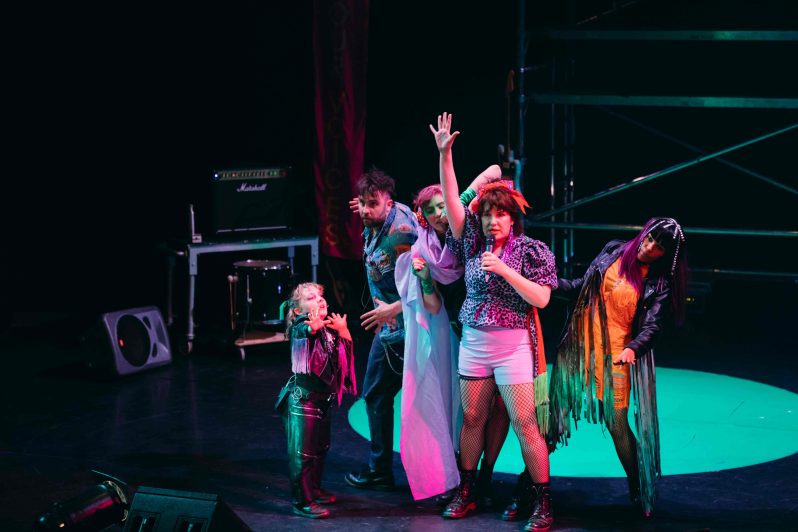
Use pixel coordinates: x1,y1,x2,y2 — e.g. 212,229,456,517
396,228,463,500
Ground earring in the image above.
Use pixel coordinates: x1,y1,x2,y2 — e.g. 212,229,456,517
664,218,685,275
670,243,680,275
415,209,428,229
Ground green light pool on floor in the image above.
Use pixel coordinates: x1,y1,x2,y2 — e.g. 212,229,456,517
347,368,798,477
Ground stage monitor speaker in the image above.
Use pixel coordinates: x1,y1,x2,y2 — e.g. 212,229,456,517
122,486,251,531
99,306,172,376
210,167,292,235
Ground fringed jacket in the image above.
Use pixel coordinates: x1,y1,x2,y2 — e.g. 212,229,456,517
556,240,671,357
289,313,357,405
550,239,670,515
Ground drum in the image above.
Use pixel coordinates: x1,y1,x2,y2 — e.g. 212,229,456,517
232,259,292,327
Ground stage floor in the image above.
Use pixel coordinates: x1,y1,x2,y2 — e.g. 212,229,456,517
1,278,796,531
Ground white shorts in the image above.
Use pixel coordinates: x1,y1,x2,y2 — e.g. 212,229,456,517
458,325,533,385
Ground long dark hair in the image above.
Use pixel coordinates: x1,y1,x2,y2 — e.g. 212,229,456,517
619,217,688,325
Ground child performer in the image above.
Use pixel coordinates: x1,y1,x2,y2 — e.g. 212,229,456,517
276,282,357,518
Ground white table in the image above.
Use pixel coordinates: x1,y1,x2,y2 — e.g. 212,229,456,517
184,235,319,352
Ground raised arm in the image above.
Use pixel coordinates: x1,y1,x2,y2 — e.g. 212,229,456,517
429,112,464,239
465,164,502,200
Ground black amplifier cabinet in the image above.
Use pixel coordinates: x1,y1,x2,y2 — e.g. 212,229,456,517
210,167,292,235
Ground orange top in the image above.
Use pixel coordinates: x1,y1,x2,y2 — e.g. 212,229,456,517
583,258,647,409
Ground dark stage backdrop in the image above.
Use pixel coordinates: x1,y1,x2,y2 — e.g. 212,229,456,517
6,1,797,328
9,3,318,318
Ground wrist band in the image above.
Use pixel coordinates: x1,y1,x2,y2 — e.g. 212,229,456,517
421,278,435,294
459,187,476,206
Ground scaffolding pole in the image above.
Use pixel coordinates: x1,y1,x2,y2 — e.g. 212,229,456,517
534,122,798,220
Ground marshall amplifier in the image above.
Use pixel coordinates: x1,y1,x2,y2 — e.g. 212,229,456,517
210,167,292,235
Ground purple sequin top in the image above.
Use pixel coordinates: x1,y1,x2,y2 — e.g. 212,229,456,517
447,212,558,330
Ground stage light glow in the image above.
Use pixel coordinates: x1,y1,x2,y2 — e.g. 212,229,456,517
347,367,798,476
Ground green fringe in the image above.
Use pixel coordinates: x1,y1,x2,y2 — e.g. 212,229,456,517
549,268,619,447
602,352,616,430
631,352,661,515
534,371,550,437
584,278,602,426
550,261,661,513
548,320,582,447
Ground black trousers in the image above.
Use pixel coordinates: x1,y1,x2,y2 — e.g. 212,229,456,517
361,335,404,473
278,384,334,506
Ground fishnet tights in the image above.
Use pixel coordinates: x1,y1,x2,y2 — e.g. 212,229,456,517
458,378,499,470
458,378,549,483
609,408,639,489
481,392,509,473
498,383,550,483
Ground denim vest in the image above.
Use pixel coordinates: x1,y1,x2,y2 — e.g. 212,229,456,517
362,202,418,345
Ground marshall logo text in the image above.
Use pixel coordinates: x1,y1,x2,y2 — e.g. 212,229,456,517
236,183,268,192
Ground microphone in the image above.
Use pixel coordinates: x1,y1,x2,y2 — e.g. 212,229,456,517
484,235,495,283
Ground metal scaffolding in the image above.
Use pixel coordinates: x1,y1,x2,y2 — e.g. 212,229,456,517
514,1,798,280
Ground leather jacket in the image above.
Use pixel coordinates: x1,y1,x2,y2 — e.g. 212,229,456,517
557,240,671,357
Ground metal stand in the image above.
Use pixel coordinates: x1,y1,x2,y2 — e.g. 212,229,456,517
233,330,287,361
516,1,798,277
184,235,319,354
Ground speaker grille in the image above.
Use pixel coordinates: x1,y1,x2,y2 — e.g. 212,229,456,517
116,315,151,367
100,306,172,376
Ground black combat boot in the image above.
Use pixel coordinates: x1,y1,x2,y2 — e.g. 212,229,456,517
476,458,496,510
502,469,532,521
292,500,331,519
442,469,478,519
523,483,553,532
